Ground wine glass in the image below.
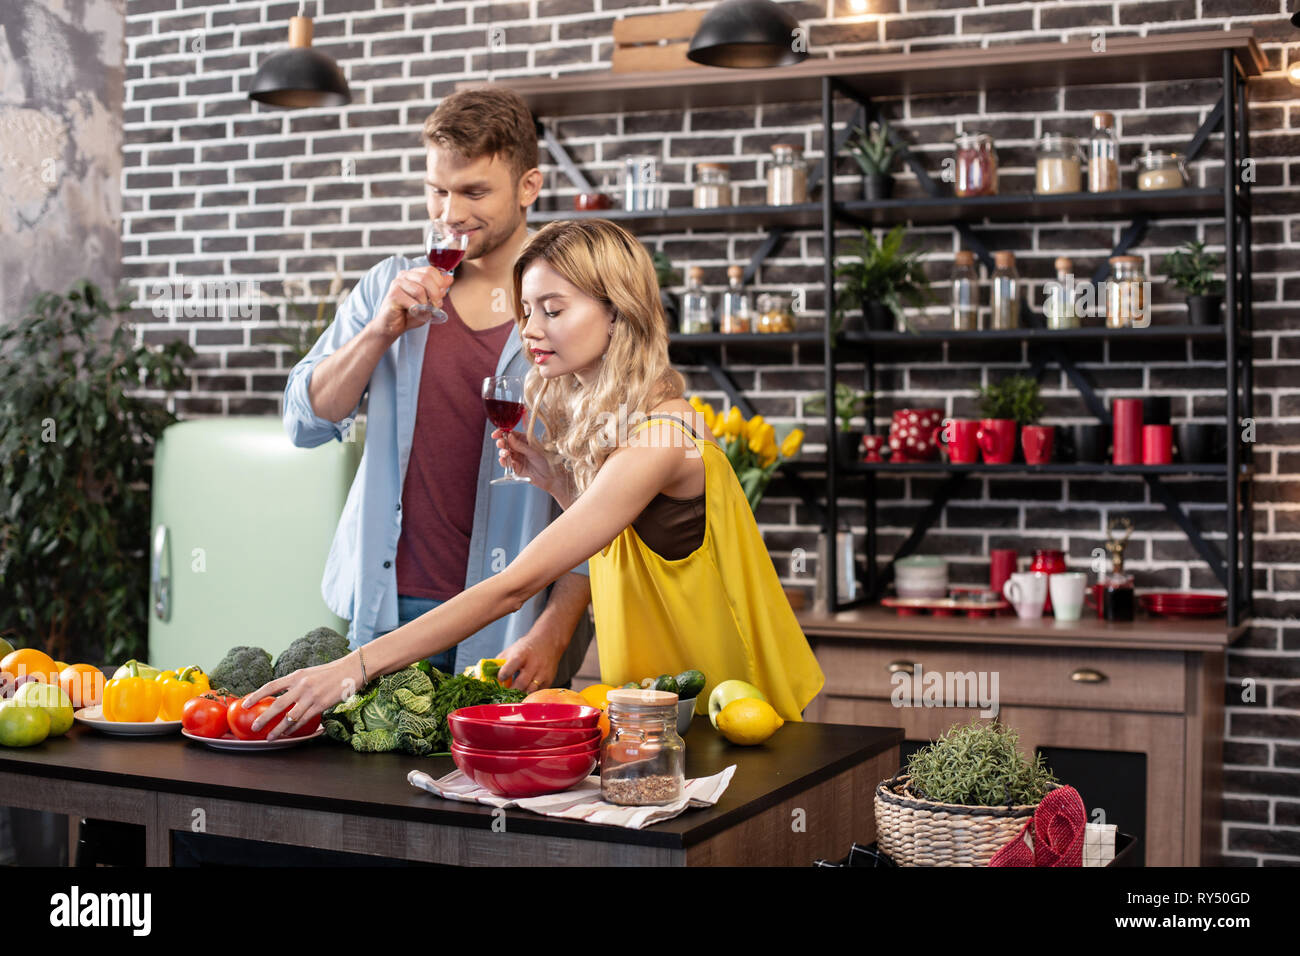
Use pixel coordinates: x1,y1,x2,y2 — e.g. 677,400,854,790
408,220,468,324
484,376,531,486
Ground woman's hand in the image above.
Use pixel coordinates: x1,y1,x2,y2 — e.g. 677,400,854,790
497,627,566,694
239,654,363,742
492,427,564,497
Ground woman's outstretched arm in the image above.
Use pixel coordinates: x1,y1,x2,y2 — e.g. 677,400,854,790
241,422,694,738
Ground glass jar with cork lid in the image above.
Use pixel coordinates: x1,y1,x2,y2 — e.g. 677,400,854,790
693,162,730,209
1106,256,1146,328
600,689,685,807
766,144,807,205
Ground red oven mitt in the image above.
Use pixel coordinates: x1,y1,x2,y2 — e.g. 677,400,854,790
988,785,1086,867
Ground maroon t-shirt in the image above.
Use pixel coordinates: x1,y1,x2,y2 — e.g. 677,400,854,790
395,296,514,600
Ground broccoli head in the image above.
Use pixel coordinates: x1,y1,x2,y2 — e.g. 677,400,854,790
209,645,274,698
273,626,351,679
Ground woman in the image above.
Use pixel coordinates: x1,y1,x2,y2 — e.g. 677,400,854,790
243,220,824,740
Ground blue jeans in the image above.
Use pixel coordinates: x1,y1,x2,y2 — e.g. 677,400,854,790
392,594,457,675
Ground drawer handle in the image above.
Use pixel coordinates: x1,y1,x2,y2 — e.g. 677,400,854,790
1070,668,1108,684
887,661,916,676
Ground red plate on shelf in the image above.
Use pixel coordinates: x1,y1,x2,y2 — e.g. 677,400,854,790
1139,593,1227,617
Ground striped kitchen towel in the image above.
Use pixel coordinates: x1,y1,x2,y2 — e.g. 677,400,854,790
407,765,736,829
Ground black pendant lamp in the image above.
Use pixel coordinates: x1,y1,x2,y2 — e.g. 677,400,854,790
249,6,351,108
687,0,808,69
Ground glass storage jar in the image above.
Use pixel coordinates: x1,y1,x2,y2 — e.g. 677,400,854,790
718,265,752,334
953,131,998,198
757,292,794,333
1106,255,1146,328
1036,134,1085,194
1088,112,1120,192
1045,256,1080,329
951,250,979,330
693,162,730,209
990,250,1020,330
1135,151,1188,191
600,689,685,807
679,266,712,334
766,144,807,205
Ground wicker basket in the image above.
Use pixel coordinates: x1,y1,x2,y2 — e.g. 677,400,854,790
874,772,1055,867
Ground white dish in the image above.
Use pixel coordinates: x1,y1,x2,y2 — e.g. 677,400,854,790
180,727,325,751
73,705,182,736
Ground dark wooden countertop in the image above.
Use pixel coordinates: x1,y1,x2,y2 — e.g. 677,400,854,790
797,606,1244,653
0,717,902,851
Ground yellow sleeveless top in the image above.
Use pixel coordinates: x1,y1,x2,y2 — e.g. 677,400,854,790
588,415,825,721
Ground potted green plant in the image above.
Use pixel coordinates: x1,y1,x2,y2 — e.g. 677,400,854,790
833,225,932,334
1162,239,1225,326
973,374,1044,464
0,280,194,665
846,119,899,201
874,718,1060,866
650,249,680,330
806,383,872,462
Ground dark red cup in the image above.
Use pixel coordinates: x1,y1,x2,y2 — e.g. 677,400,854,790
1021,425,1055,465
1143,424,1173,464
1112,398,1143,465
990,548,1018,596
977,419,1017,465
941,418,980,464
1086,583,1106,619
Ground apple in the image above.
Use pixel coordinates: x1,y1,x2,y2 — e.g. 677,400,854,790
0,637,14,659
708,679,767,729
14,681,74,736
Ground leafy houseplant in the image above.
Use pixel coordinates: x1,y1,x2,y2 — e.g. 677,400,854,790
975,374,1044,428
846,119,899,201
806,383,872,462
906,718,1058,807
689,396,803,513
1162,240,1225,326
833,225,932,335
0,281,194,665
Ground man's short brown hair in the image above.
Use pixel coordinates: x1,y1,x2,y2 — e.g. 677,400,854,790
421,87,539,183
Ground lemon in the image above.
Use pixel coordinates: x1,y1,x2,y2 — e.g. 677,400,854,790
578,683,614,710
716,698,784,746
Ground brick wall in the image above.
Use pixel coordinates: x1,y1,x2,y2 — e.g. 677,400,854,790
121,0,1299,864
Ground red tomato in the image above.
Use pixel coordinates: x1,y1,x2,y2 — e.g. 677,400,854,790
182,694,233,738
227,697,319,740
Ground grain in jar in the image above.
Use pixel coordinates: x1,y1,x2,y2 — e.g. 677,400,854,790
1106,256,1146,328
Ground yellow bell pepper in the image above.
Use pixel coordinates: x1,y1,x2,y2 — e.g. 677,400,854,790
156,665,209,720
102,661,163,722
463,658,510,687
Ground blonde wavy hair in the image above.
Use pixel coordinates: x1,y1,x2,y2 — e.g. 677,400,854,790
511,219,686,496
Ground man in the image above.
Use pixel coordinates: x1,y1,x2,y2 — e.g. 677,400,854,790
282,87,594,693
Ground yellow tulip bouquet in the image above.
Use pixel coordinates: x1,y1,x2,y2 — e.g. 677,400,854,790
688,395,804,513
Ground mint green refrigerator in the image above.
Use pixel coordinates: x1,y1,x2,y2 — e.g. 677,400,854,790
147,417,364,673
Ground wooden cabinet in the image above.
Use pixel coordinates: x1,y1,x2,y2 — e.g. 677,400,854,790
575,608,1234,866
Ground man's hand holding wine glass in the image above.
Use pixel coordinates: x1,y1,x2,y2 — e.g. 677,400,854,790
372,267,454,341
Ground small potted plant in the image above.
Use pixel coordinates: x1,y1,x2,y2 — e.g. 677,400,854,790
874,718,1059,866
846,119,899,201
650,249,680,330
973,374,1044,465
806,383,872,463
833,225,932,334
1162,239,1225,326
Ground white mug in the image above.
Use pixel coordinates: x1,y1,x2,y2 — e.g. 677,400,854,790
1002,571,1048,619
1049,572,1087,622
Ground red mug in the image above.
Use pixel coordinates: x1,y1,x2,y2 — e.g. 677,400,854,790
1112,398,1143,465
889,408,944,463
862,434,885,462
1085,583,1106,619
1143,424,1173,464
977,419,1017,465
990,548,1018,596
1021,425,1055,465
941,418,980,464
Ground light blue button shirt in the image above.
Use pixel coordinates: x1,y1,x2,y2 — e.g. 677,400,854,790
282,253,592,679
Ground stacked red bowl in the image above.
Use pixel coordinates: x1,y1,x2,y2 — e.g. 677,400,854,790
446,703,603,798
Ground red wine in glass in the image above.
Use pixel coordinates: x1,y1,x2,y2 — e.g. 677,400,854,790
409,220,468,325
484,375,531,485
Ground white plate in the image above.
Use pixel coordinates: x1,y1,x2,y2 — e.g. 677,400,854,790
73,706,182,736
180,727,325,751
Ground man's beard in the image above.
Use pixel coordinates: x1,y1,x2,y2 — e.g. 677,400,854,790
467,209,524,262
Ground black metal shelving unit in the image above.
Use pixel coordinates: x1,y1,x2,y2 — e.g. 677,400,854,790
504,30,1264,627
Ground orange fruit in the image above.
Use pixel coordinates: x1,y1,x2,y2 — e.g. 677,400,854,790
60,664,106,709
1,648,58,685
578,683,613,711
525,686,610,740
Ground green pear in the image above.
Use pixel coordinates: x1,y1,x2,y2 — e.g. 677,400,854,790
708,679,767,729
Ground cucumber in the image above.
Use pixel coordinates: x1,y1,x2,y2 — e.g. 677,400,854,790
675,669,706,700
